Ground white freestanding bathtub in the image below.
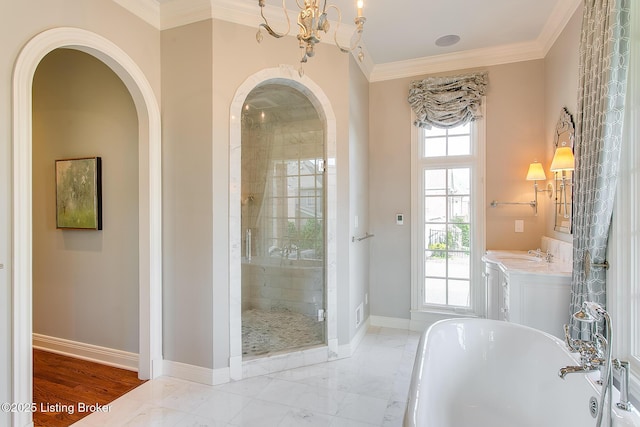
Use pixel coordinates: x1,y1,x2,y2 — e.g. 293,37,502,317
404,319,640,427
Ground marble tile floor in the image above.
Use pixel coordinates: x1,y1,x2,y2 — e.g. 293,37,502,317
72,326,420,427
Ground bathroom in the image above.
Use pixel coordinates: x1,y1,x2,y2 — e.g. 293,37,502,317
3,1,640,426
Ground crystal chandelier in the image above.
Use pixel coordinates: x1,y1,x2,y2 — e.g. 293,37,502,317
256,0,366,76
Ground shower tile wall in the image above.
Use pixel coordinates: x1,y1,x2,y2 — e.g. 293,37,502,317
242,261,323,317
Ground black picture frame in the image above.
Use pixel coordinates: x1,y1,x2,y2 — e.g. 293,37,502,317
55,157,102,230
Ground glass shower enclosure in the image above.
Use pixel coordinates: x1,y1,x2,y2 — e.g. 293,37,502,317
241,83,326,358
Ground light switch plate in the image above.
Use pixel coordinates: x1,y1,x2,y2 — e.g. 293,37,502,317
396,213,404,225
515,220,524,233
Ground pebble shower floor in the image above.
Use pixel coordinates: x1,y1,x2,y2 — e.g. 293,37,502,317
242,309,324,357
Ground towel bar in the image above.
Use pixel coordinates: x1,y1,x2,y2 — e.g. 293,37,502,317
352,232,374,242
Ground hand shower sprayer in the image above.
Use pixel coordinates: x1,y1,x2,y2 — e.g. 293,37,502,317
567,302,612,427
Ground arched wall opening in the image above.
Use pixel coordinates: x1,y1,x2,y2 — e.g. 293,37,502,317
12,27,162,425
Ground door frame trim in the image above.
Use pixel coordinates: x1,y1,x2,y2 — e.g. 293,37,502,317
12,27,163,425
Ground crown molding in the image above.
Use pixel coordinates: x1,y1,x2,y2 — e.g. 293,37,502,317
368,0,580,82
114,0,580,83
113,0,160,29
210,0,259,27
352,43,374,81
209,0,362,50
370,41,546,82
537,0,582,56
160,0,212,29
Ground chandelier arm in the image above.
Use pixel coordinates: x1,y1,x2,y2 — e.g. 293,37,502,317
258,0,291,38
326,4,364,53
321,0,328,14
296,7,312,43
256,0,365,65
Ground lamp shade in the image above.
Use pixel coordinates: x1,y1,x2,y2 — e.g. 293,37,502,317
526,162,547,181
550,147,575,171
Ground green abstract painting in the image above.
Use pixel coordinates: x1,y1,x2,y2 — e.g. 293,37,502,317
55,157,102,230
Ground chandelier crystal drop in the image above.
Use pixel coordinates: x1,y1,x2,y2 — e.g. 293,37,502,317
256,0,366,75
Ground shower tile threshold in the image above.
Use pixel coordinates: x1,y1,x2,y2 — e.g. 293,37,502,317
242,342,326,362
241,344,330,379
72,326,420,427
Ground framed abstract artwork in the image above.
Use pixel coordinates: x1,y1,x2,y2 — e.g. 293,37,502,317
55,157,102,230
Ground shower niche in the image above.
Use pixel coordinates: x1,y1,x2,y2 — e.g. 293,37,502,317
241,83,326,358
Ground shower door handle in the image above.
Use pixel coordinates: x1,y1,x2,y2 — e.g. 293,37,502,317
245,229,252,261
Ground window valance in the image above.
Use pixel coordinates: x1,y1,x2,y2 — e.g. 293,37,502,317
408,72,488,129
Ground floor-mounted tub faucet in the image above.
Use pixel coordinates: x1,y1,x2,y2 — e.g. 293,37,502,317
559,302,615,427
613,359,634,411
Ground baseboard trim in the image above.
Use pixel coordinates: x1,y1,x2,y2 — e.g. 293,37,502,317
351,317,370,351
370,315,411,330
159,359,230,386
32,333,138,372
370,313,474,333
337,317,370,358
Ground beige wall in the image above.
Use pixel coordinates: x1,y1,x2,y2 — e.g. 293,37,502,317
485,60,547,249
161,20,215,369
544,4,582,242
348,56,371,339
32,49,139,353
0,0,160,416
369,60,549,319
368,76,413,319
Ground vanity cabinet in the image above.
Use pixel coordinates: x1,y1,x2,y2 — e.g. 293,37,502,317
484,262,504,321
483,252,572,339
502,271,571,338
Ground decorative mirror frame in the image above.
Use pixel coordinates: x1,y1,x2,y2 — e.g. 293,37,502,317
553,107,575,233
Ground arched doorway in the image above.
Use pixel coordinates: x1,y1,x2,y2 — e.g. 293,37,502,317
240,83,326,357
229,66,338,379
12,27,162,426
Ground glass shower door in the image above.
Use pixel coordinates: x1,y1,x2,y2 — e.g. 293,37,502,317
241,83,325,358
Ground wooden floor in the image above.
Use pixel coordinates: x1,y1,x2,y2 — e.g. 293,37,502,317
33,349,146,427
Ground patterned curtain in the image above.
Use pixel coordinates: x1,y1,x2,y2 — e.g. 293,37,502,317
408,72,488,129
569,0,630,338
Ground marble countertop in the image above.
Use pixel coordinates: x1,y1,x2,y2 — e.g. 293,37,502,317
483,250,572,277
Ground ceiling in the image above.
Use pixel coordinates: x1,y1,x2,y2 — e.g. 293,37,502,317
146,0,582,80
318,0,565,64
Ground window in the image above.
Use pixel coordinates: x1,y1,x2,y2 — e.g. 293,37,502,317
610,108,640,402
412,119,485,315
266,157,324,260
610,1,640,402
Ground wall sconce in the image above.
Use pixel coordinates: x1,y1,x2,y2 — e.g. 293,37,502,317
526,161,552,215
550,145,575,218
550,146,575,171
